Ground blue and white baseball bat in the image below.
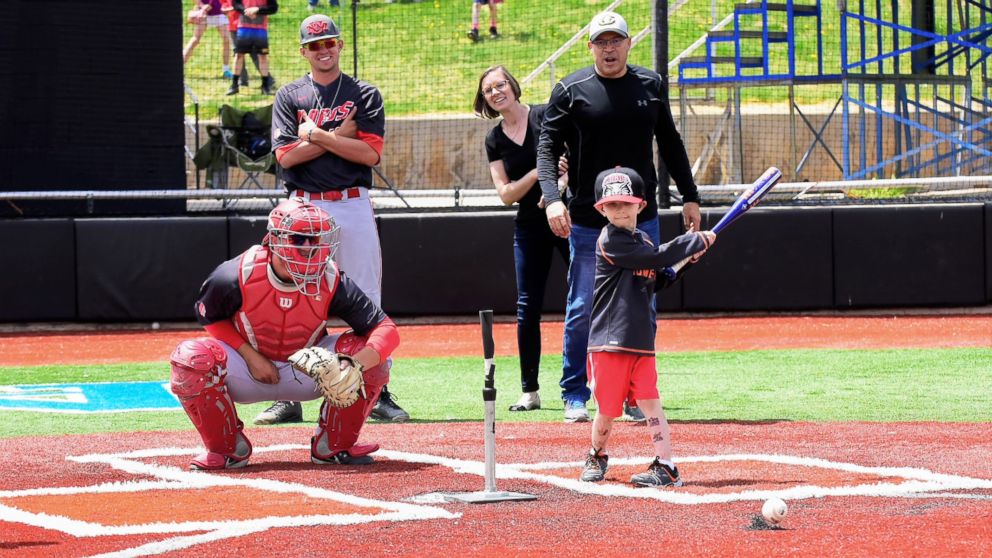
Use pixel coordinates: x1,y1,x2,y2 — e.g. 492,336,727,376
662,166,782,280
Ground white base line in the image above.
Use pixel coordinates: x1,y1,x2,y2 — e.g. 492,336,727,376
0,445,989,557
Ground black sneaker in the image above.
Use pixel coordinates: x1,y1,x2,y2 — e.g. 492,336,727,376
467,28,480,42
580,449,608,482
260,75,275,95
226,77,239,96
489,26,500,39
370,386,410,422
622,402,647,423
253,400,303,425
630,458,683,487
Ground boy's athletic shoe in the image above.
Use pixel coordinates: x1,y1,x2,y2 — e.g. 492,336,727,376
468,28,480,42
563,399,589,423
631,458,683,487
370,386,410,422
489,26,500,39
253,400,303,425
622,402,646,422
580,451,608,482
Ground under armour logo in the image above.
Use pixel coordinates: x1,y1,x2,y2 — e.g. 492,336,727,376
278,297,293,309
307,21,329,35
597,14,617,25
637,100,648,107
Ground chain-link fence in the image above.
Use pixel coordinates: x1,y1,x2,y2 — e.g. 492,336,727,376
183,0,992,205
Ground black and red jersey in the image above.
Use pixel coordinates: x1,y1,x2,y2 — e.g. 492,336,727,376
271,73,385,191
195,245,387,360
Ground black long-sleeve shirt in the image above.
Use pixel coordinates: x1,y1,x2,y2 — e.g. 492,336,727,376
588,225,707,355
537,65,699,229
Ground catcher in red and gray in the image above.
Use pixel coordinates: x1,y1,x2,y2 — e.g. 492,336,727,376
265,14,409,424
169,199,399,470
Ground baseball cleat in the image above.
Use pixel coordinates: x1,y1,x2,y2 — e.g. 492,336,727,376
253,400,303,425
467,28,480,42
311,450,375,465
370,386,410,422
579,450,608,482
190,452,250,470
630,458,683,487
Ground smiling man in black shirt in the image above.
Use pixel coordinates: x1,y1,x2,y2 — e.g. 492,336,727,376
536,10,701,423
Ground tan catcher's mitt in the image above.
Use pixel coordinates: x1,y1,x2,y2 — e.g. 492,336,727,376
288,346,365,408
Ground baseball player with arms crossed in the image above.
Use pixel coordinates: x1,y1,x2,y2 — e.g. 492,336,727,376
262,14,409,424
579,167,714,487
169,199,399,470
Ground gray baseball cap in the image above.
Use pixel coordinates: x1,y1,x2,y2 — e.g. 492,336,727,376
589,11,629,41
300,14,340,45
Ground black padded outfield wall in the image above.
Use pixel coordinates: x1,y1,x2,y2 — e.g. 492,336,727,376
0,1,184,217
75,218,227,321
833,205,986,308
0,205,989,321
379,212,569,316
682,207,835,311
986,203,992,303
0,219,76,321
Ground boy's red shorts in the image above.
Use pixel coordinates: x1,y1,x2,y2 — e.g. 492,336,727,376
587,351,659,418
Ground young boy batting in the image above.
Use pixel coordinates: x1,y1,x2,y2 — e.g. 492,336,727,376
580,167,715,487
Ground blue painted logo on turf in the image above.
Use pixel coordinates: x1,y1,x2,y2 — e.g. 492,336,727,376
0,381,181,413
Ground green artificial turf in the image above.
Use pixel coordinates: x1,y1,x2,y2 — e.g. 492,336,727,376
1,347,989,438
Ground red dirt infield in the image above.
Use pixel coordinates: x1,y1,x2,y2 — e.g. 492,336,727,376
0,315,990,556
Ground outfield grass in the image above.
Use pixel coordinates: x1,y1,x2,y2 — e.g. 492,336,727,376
2,347,989,438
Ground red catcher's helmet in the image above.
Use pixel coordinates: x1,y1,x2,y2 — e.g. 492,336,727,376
266,199,340,296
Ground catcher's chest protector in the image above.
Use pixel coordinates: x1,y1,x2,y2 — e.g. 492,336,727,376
236,246,335,360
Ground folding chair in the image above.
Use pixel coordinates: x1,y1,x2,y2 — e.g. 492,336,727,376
193,104,280,191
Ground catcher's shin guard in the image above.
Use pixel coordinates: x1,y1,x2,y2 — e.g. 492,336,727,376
170,338,252,469
310,332,389,462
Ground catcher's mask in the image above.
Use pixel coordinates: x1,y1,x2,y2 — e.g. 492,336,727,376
266,199,340,296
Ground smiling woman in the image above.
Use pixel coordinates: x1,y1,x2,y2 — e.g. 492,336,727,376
474,65,571,413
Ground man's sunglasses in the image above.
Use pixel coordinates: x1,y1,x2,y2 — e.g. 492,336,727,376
306,38,339,52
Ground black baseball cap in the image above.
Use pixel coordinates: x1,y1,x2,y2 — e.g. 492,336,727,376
300,14,340,45
594,167,645,208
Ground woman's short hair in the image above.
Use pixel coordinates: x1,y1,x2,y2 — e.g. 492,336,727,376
473,65,523,119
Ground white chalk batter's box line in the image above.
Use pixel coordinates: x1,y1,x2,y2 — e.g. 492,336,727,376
0,445,989,557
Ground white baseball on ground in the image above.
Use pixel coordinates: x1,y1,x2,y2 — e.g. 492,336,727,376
151,322,161,330
762,497,788,524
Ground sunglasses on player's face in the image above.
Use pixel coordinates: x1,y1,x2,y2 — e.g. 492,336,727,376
306,38,339,52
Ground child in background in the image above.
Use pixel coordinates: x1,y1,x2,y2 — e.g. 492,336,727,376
579,166,715,487
468,0,502,42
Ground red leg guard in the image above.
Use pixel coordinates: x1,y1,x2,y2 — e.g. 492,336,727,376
310,332,389,461
170,338,251,469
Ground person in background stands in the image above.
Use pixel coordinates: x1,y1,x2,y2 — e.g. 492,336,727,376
474,65,570,413
535,11,702,423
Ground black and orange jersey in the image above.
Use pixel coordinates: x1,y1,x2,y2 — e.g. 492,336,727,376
588,224,707,355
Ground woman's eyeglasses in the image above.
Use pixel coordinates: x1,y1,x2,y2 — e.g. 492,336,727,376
482,80,510,97
306,38,339,52
591,37,626,49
